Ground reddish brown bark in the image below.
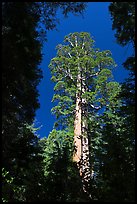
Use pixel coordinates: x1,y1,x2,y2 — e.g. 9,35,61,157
73,97,81,162
73,72,91,197
73,74,82,164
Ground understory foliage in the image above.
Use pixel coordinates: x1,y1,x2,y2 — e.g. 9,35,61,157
42,129,89,202
108,2,135,201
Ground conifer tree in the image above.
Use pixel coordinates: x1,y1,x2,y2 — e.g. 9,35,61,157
49,32,121,196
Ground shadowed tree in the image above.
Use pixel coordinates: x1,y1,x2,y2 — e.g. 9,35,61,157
2,2,87,201
108,3,135,201
109,2,135,47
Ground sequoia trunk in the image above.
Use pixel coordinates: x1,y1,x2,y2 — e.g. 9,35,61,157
73,74,90,175
73,71,91,195
73,35,91,197
73,73,82,165
81,82,91,194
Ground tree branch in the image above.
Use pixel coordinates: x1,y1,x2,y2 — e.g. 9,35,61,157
82,37,85,49
56,64,74,81
90,104,101,110
67,39,74,47
75,36,78,47
68,52,72,58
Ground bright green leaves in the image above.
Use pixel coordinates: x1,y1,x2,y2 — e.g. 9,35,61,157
82,91,96,102
51,75,57,82
106,82,121,109
54,81,65,91
49,32,120,128
66,86,76,98
95,68,112,100
93,69,121,109
51,93,74,126
60,95,73,103
106,82,121,98
64,32,93,48
96,69,112,84
95,50,115,66
51,100,73,118
43,129,73,177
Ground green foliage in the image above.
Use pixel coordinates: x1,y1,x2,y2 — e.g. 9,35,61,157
49,31,135,202
49,32,131,202
43,129,73,176
49,32,119,130
42,129,89,202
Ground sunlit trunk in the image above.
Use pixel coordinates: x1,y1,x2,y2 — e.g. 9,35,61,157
73,70,91,196
73,73,82,165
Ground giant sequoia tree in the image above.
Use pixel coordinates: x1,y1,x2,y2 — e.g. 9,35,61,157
49,32,121,196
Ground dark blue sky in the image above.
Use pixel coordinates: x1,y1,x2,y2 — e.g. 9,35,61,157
35,2,133,138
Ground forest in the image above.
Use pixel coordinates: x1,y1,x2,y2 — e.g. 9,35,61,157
2,2,135,202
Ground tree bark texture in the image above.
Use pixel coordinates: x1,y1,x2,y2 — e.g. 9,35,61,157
73,69,91,195
73,73,82,165
81,82,91,193
72,35,91,197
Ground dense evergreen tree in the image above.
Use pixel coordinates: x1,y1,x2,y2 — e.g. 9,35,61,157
92,3,136,201
49,32,121,199
2,2,42,201
2,2,87,202
109,2,135,47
